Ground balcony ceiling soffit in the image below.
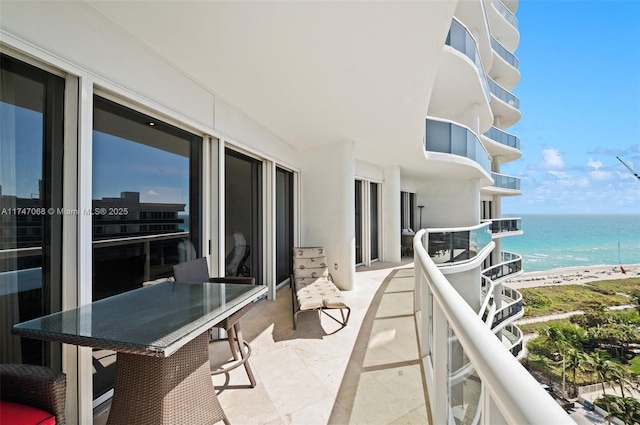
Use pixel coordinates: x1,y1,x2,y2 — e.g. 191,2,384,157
429,54,493,133
85,1,456,167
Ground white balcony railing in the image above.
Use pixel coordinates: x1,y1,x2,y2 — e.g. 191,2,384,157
413,229,576,425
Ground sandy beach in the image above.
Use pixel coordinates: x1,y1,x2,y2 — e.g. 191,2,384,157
507,264,640,290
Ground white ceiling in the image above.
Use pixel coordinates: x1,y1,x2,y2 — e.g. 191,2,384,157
85,1,456,171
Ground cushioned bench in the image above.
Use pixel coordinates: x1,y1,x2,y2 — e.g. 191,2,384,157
290,247,350,330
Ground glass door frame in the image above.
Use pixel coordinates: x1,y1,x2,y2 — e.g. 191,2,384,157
355,178,382,267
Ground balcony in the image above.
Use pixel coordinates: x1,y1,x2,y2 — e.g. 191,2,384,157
501,323,525,360
488,77,521,128
488,0,520,52
484,172,521,196
489,36,520,89
445,18,490,102
482,126,521,161
425,118,492,181
491,286,524,330
491,0,518,29
428,20,493,132
483,250,523,283
413,229,575,424
491,36,519,70
488,217,523,239
424,222,492,265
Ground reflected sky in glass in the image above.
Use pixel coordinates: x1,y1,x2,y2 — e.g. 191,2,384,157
92,131,189,208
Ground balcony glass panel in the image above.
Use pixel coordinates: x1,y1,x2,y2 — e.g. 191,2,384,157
448,326,482,424
490,217,522,233
491,173,521,190
491,0,519,29
491,36,519,69
446,19,490,101
484,126,520,150
427,222,492,264
488,78,520,109
492,287,523,327
425,120,492,174
483,251,522,281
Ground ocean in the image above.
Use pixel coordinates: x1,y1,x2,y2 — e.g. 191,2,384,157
500,214,640,273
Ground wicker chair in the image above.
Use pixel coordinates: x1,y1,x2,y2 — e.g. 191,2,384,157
173,257,257,388
0,363,66,424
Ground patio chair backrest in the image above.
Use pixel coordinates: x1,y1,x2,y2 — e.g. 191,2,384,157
292,247,329,280
173,257,210,282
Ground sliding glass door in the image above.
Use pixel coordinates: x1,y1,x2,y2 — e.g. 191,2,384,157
0,54,64,369
92,96,202,399
275,167,293,284
224,149,262,284
370,182,379,261
355,180,363,265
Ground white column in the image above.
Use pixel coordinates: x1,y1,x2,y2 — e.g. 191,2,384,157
299,140,355,290
383,166,401,263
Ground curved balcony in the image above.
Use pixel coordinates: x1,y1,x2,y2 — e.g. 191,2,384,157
488,78,521,128
482,126,521,161
490,217,523,237
489,36,520,90
492,0,518,29
446,18,490,102
501,323,525,360
425,222,492,265
413,229,574,424
429,20,493,133
425,118,492,180
483,251,523,283
488,0,520,53
493,173,520,190
491,286,524,330
488,78,519,109
491,37,519,70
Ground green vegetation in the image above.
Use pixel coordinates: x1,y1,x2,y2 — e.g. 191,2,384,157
630,357,640,375
520,285,629,317
520,276,640,415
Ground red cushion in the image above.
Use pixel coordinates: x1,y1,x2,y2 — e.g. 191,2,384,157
0,400,56,425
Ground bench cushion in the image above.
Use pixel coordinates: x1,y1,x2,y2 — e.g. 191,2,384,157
0,400,56,425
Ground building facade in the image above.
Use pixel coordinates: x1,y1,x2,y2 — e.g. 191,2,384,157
0,1,561,423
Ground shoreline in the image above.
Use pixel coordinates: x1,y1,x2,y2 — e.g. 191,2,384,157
507,263,640,289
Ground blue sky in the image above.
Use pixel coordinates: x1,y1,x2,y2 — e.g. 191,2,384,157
501,0,640,214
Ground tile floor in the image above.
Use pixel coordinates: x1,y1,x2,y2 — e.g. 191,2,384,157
212,261,431,425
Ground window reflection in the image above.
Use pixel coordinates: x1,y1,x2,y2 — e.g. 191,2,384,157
0,54,64,368
91,96,202,399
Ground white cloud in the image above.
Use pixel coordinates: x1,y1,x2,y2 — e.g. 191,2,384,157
541,148,564,169
147,190,160,196
587,157,602,170
590,170,613,181
547,170,570,179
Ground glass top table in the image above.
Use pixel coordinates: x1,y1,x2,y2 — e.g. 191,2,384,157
13,279,267,425
13,280,267,357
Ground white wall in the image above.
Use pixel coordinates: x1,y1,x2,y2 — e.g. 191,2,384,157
299,140,355,290
1,1,215,129
417,179,481,228
384,166,401,263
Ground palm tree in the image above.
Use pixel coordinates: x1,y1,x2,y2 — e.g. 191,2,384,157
603,395,640,425
587,351,618,423
609,363,636,399
564,348,586,397
541,326,569,394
